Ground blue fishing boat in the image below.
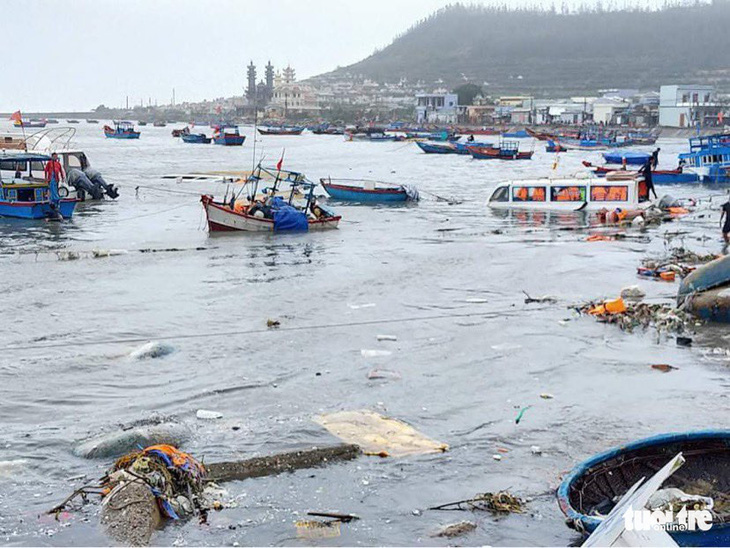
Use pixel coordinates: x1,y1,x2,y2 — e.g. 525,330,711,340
181,133,211,144
679,133,730,183
405,130,455,141
545,140,568,153
320,178,418,203
501,129,529,138
212,126,245,146
257,126,304,136
603,150,651,166
582,161,700,184
558,430,730,546
0,153,77,219
416,141,458,154
104,121,140,139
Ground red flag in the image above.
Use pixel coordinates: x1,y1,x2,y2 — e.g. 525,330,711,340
719,111,725,125
9,111,22,122
276,150,285,171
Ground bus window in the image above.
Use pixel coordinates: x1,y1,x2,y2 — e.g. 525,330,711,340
512,186,546,202
551,186,586,202
490,186,509,202
591,186,628,201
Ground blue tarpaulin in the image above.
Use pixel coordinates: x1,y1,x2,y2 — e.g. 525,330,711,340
603,151,651,166
270,197,308,232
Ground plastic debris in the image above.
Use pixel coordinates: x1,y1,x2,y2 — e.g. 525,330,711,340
295,520,341,539
492,454,502,461
676,336,693,347
620,285,645,301
361,349,392,357
491,343,522,352
651,364,678,373
266,319,280,328
366,369,401,380
530,446,542,455
465,298,489,303
349,303,375,309
576,299,695,334
523,291,558,304
647,488,713,512
376,334,397,341
429,490,525,514
431,521,477,538
129,341,175,360
515,406,531,424
539,393,554,399
314,409,448,457
196,409,223,420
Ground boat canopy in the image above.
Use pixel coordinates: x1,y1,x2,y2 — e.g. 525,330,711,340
0,152,52,163
603,151,651,165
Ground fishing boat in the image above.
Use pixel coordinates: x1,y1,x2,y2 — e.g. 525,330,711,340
501,129,529,138
171,127,189,138
344,128,397,142
46,119,59,124
603,150,651,166
320,178,418,203
200,165,340,232
153,121,167,127
66,119,80,124
416,141,459,154
0,133,28,151
678,133,730,183
0,152,78,219
212,125,245,146
405,130,455,142
14,119,47,129
86,119,98,124
545,140,568,153
104,121,141,139
557,430,730,546
488,171,651,212
181,132,211,144
257,126,304,136
582,161,699,184
138,121,148,126
310,125,344,135
467,140,533,160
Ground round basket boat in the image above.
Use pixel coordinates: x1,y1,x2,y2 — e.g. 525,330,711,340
557,430,730,546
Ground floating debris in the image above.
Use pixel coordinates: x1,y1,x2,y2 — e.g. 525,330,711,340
129,341,175,360
73,420,190,459
464,298,489,304
349,303,375,310
314,409,448,457
366,368,401,381
530,446,542,455
651,364,678,373
266,319,281,328
429,490,524,514
361,349,392,357
515,405,531,424
539,393,554,399
376,334,397,341
196,409,223,420
620,285,645,301
295,519,341,539
430,520,477,538
522,291,557,304
575,299,695,334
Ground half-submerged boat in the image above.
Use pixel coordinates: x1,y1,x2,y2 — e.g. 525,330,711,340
467,140,533,160
201,165,340,232
181,132,211,144
679,133,730,183
320,178,419,203
557,430,730,546
104,121,141,139
582,161,699,184
212,125,245,146
257,126,304,136
488,171,651,212
0,152,78,219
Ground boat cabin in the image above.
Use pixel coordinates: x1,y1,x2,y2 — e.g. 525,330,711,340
488,173,650,211
679,133,730,181
0,153,56,202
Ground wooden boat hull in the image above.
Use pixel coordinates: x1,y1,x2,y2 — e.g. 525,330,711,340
322,182,408,202
685,286,730,322
468,145,533,160
257,128,304,136
678,254,730,304
181,134,211,144
582,162,699,184
557,430,730,546
213,135,245,146
0,198,77,219
200,195,340,232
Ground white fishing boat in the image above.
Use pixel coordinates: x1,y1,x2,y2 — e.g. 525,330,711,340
487,171,651,212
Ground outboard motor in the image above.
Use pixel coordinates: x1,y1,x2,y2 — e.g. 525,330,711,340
85,167,119,199
67,168,105,200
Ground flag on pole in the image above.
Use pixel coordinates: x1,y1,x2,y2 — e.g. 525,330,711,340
9,111,22,123
276,150,285,171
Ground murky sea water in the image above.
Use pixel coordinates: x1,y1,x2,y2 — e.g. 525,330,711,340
1,122,729,546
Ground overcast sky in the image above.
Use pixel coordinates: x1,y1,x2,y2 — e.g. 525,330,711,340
0,0,675,112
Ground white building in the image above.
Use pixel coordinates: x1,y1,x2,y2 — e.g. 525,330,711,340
415,92,459,124
659,85,716,128
593,97,628,125
270,65,320,115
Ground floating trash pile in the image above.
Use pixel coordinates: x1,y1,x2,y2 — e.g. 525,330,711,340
574,297,697,334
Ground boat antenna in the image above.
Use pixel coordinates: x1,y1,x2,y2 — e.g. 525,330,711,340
251,86,258,194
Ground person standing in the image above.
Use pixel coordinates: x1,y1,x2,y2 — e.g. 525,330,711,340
651,148,661,170
721,199,730,243
44,152,65,205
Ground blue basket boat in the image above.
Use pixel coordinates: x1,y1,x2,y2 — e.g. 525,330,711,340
557,430,730,546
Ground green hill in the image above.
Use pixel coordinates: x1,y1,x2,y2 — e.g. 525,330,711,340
324,2,730,96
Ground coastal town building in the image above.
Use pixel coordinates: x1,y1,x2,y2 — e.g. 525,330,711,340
659,84,718,127
415,92,459,124
268,65,320,117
